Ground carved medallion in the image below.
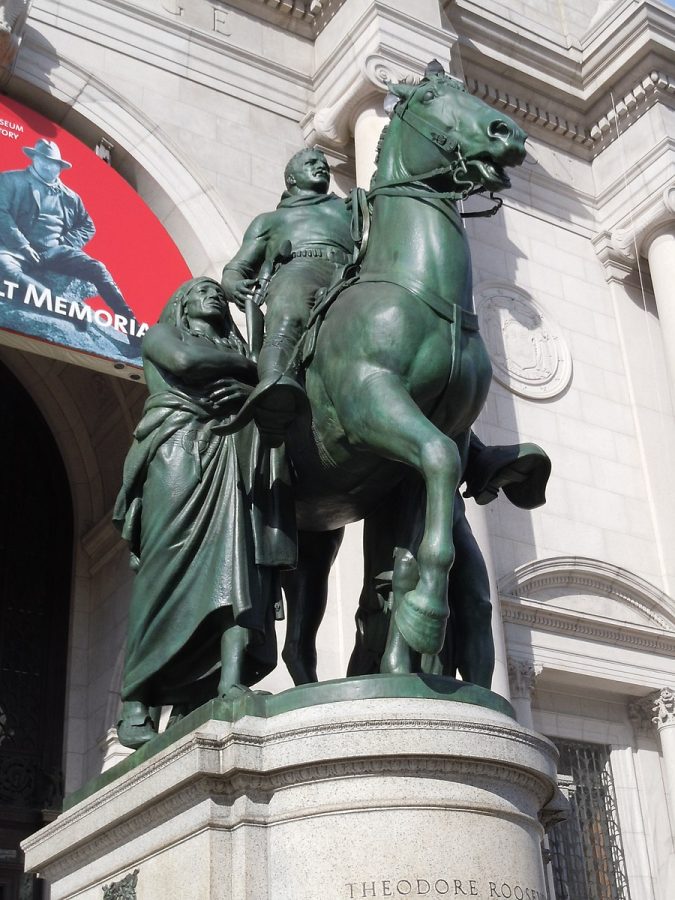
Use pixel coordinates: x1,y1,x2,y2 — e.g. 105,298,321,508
475,284,572,399
102,870,139,900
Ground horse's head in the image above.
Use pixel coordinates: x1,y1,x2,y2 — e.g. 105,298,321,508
381,61,527,196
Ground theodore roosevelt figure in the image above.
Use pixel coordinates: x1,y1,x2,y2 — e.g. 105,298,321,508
220,147,353,446
0,138,135,324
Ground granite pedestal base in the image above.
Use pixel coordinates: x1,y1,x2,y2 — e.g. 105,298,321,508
23,681,560,900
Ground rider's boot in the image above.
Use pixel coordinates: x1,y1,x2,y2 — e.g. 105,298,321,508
463,432,551,510
213,317,307,445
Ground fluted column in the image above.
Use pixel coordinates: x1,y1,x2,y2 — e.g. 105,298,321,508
653,687,675,820
645,226,675,396
507,658,541,728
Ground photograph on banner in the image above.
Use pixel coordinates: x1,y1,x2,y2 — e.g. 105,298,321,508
0,97,191,369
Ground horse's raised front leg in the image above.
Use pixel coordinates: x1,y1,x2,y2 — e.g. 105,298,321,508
281,526,344,684
340,370,462,655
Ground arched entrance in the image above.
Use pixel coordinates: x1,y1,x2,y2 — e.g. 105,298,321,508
0,362,72,900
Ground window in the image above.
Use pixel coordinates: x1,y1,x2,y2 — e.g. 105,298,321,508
546,740,631,900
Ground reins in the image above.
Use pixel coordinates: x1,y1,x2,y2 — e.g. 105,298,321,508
366,88,504,218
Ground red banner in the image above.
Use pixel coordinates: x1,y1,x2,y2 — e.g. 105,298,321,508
0,97,191,372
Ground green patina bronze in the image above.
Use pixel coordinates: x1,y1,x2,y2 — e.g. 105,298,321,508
113,277,296,749
114,62,549,755
276,65,529,672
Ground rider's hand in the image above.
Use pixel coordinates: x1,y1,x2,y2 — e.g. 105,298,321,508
26,246,41,264
208,378,254,410
221,271,257,311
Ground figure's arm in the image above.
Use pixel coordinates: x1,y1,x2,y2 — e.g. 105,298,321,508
221,214,270,310
0,175,36,255
143,323,257,384
60,196,96,248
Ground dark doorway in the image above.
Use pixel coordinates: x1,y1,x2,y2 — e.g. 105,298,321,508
0,361,72,899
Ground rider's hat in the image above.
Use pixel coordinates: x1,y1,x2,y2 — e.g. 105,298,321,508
22,138,72,169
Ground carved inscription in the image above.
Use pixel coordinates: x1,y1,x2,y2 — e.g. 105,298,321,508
344,879,546,899
213,8,231,34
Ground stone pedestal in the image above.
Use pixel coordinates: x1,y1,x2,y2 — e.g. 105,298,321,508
23,678,559,900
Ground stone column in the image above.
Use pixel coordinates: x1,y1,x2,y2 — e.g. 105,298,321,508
645,226,675,395
352,101,389,188
598,186,675,403
507,658,541,729
653,687,675,819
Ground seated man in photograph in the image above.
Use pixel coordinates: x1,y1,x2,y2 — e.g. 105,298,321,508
0,137,135,324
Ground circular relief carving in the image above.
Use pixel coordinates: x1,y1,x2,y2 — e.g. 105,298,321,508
475,283,572,399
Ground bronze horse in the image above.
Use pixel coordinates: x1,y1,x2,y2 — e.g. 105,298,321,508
282,67,527,679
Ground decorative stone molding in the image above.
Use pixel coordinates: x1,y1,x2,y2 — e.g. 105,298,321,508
653,687,675,731
502,595,675,659
500,556,675,629
598,185,675,271
475,283,572,400
627,693,659,739
258,0,345,24
466,77,592,148
467,69,675,158
304,3,458,148
590,71,675,143
507,658,542,701
102,869,138,900
0,0,30,72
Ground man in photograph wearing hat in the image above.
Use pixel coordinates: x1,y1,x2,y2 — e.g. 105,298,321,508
0,137,135,323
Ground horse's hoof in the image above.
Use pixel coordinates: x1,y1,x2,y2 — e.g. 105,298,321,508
395,593,446,656
220,683,252,701
117,716,157,750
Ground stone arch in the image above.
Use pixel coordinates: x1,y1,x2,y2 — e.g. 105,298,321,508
0,350,103,529
11,38,242,275
499,556,675,630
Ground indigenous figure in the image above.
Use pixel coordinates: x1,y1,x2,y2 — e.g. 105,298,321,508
0,138,135,325
113,277,296,749
220,147,352,445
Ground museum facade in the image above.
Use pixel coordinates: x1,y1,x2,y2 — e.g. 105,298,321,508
0,1,674,898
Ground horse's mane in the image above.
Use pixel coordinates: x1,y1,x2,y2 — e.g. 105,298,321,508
374,124,390,166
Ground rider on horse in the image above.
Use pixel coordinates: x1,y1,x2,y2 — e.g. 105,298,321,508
220,148,352,446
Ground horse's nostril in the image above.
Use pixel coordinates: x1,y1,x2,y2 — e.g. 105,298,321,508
488,120,511,141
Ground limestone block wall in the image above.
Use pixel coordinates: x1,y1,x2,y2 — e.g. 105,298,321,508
2,13,673,876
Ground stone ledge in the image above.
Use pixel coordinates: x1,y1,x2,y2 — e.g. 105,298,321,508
23,693,559,900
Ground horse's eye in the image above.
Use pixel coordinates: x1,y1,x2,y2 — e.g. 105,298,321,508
422,90,435,103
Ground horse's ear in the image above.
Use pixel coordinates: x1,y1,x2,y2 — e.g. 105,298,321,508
388,82,414,101
425,59,446,78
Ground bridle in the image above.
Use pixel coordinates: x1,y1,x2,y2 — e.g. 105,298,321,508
367,83,504,219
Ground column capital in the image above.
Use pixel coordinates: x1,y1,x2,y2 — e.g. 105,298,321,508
507,658,541,701
653,687,675,731
627,693,659,738
593,183,675,281
303,2,459,148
